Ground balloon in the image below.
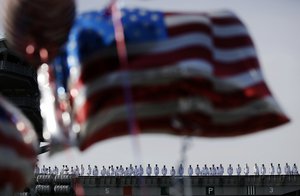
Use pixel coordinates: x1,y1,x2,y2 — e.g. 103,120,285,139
4,0,76,68
0,95,38,193
53,7,289,151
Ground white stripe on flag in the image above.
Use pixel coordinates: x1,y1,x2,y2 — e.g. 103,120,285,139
214,47,257,62
165,15,210,26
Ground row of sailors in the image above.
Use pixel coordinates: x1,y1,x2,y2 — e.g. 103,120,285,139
35,163,298,176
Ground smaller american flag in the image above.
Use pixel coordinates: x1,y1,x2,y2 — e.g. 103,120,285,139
54,7,289,151
0,96,38,191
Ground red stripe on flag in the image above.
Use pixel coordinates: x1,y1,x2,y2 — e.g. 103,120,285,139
168,23,211,37
214,36,254,49
214,57,259,76
211,16,243,26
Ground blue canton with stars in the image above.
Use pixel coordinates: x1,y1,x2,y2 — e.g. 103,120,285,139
53,8,167,93
66,8,167,66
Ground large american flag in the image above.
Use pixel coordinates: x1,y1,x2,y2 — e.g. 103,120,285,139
0,96,38,191
56,7,289,150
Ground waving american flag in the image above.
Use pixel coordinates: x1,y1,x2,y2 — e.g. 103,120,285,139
54,7,289,150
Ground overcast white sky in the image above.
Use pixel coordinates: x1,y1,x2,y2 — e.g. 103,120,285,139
1,0,300,173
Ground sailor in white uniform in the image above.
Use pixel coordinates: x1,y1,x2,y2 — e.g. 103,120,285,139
106,166,111,176
219,164,224,176
60,165,65,175
269,163,275,175
227,164,233,176
277,164,282,175
254,164,259,175
139,165,144,176
120,165,125,176
92,166,98,176
244,164,249,175
284,163,291,175
115,166,120,176
292,164,298,175
101,166,106,176
129,164,134,176
53,166,58,175
188,165,193,176
87,165,92,176
110,165,115,176
236,164,242,176
154,164,159,176
80,164,84,176
203,165,209,176
195,165,201,176
49,166,52,175
34,165,40,175
70,167,75,175
216,166,221,176
146,164,152,176
42,165,47,174
209,167,212,176
161,165,168,176
170,166,176,176
65,165,70,174
124,167,129,176
261,164,266,175
134,165,139,176
75,166,80,176
211,165,217,176
178,164,184,176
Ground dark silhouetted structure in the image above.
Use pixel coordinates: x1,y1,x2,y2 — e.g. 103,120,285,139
0,38,43,141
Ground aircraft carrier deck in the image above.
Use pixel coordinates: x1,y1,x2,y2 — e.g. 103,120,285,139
18,175,300,196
